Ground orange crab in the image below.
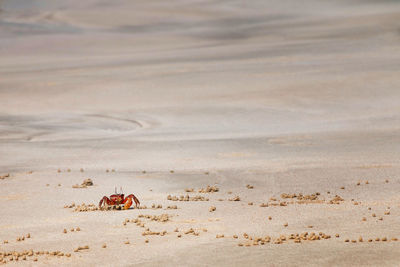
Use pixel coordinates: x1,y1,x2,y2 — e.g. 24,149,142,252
99,187,140,210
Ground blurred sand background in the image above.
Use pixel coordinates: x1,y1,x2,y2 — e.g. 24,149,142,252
1,0,400,266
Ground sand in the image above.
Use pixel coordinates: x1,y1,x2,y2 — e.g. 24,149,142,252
1,0,400,266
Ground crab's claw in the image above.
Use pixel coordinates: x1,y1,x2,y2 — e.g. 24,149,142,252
123,194,140,209
123,197,133,210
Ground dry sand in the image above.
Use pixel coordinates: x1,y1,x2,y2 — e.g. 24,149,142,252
1,0,400,266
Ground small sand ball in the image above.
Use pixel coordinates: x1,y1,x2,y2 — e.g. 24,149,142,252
340,186,345,190
283,223,288,227
209,206,216,212
145,239,149,243
63,229,67,234
81,179,93,186
102,244,107,248
362,217,367,221
233,235,238,239
248,202,253,205
335,234,339,238
76,227,81,231
268,216,272,220
177,234,182,238
124,241,130,244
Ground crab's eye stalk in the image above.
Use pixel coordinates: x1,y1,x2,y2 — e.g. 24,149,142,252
120,187,123,194
115,186,117,194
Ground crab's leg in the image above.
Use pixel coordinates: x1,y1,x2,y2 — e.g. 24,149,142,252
99,196,113,208
123,194,140,209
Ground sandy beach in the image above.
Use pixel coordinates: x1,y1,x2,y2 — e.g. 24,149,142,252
1,0,400,266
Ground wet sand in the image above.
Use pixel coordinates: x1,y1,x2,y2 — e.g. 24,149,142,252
1,0,400,266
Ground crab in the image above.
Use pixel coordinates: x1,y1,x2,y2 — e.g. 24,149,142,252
99,187,140,210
